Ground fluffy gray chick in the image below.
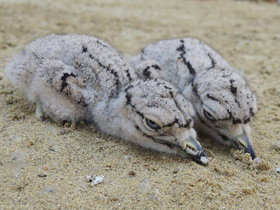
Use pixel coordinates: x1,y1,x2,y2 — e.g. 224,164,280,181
5,34,208,164
129,38,257,159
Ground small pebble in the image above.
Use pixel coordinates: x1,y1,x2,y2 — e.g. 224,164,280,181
86,175,104,186
276,168,280,173
173,168,179,174
27,141,34,147
43,166,49,171
129,171,136,177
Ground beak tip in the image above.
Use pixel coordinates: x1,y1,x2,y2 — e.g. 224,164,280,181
244,148,257,160
200,156,209,165
194,151,209,165
235,132,256,160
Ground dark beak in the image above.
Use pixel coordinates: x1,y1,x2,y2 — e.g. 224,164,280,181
181,136,209,165
233,131,256,159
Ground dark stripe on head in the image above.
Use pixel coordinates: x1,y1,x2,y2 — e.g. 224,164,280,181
164,85,172,90
230,79,237,95
166,118,179,127
191,80,199,97
32,52,42,61
226,108,242,125
206,94,219,102
60,73,76,92
96,39,109,48
136,111,144,118
221,109,245,124
235,98,241,108
151,64,161,70
233,119,242,125
135,126,173,149
125,84,136,108
125,69,132,81
168,91,184,124
88,54,120,93
82,46,88,53
186,62,196,75
143,66,151,78
244,118,250,124
249,108,255,117
126,92,132,106
206,53,216,70
176,39,196,75
197,112,229,142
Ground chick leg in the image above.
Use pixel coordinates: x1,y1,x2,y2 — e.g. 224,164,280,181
35,100,44,120
32,59,88,122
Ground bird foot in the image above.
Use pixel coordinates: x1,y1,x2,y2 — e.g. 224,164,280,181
35,100,44,121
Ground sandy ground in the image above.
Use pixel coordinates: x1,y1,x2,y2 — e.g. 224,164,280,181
0,0,280,209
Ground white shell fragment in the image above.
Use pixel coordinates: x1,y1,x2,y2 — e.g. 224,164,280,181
200,156,209,165
276,168,280,174
86,175,104,186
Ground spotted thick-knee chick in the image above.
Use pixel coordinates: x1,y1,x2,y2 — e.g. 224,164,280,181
5,34,208,164
130,38,257,159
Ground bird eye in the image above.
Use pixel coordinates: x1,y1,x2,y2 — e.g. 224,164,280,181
203,109,217,122
145,119,161,130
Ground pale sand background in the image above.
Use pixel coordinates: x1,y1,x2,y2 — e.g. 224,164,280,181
0,0,280,209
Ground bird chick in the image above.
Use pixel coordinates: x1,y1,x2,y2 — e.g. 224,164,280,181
5,34,208,164
130,38,257,159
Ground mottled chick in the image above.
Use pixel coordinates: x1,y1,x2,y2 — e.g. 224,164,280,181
5,34,208,164
130,38,257,159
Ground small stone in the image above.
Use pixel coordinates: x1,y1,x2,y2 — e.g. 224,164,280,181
276,168,280,173
86,175,104,186
27,141,34,147
43,166,49,171
173,168,179,174
91,175,104,186
48,147,55,152
129,170,136,177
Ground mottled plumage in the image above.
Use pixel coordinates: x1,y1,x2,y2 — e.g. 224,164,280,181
130,38,257,159
5,34,208,164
